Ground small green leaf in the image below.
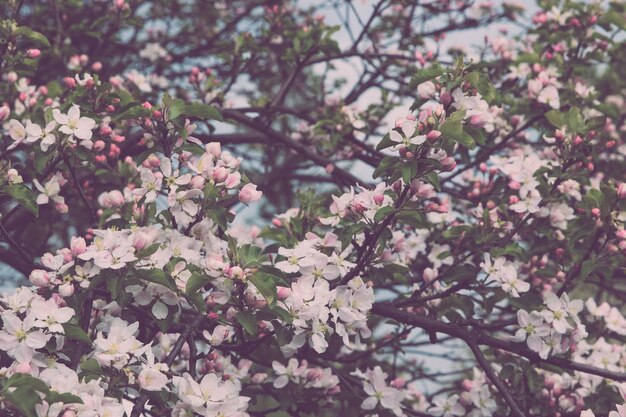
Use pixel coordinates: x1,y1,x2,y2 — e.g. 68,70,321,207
376,133,394,151
2,387,40,417
248,272,278,306
117,105,151,121
183,103,223,122
372,156,397,179
236,311,258,335
186,272,210,294
4,184,38,216
14,26,51,48
63,323,92,346
47,391,83,405
374,206,395,223
410,64,445,87
107,275,122,299
439,119,463,141
135,269,176,291
580,259,596,280
545,110,565,128
168,99,186,120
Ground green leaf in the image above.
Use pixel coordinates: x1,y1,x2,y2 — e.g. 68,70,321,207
186,272,211,294
4,184,38,216
248,272,278,306
236,311,258,335
34,149,55,174
467,71,496,104
237,244,264,267
458,131,476,150
183,103,223,122
14,26,51,48
564,107,584,134
63,323,92,346
79,358,102,381
439,119,463,141
376,133,394,151
372,156,397,179
168,99,186,120
4,374,50,393
545,110,565,128
374,206,396,223
270,306,293,324
580,259,596,280
2,387,40,417
135,269,176,291
602,9,626,30
117,105,151,120
442,225,470,239
107,275,122,299
47,391,83,405
410,64,445,87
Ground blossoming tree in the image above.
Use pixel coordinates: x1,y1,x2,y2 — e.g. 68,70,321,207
0,0,625,416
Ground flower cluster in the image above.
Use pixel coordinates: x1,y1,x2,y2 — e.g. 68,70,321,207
514,292,586,359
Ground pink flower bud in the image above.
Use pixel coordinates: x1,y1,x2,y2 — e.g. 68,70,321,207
251,373,268,384
427,130,441,142
64,77,76,89
617,183,626,199
373,194,385,205
71,237,87,256
26,49,41,58
591,208,600,217
423,267,437,283
307,368,324,381
38,86,48,95
14,362,33,374
441,157,456,171
277,286,291,300
461,379,473,391
93,140,105,151
212,166,228,182
440,91,452,106
29,270,50,287
239,183,262,204
205,142,221,157
390,378,406,389
190,175,205,189
0,105,9,121
55,201,69,214
59,282,75,297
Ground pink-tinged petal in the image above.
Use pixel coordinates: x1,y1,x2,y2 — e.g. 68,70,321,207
59,125,73,136
151,301,168,319
25,331,47,349
67,105,80,121
361,396,378,410
400,120,417,138
52,109,68,124
273,375,289,389
389,130,403,143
